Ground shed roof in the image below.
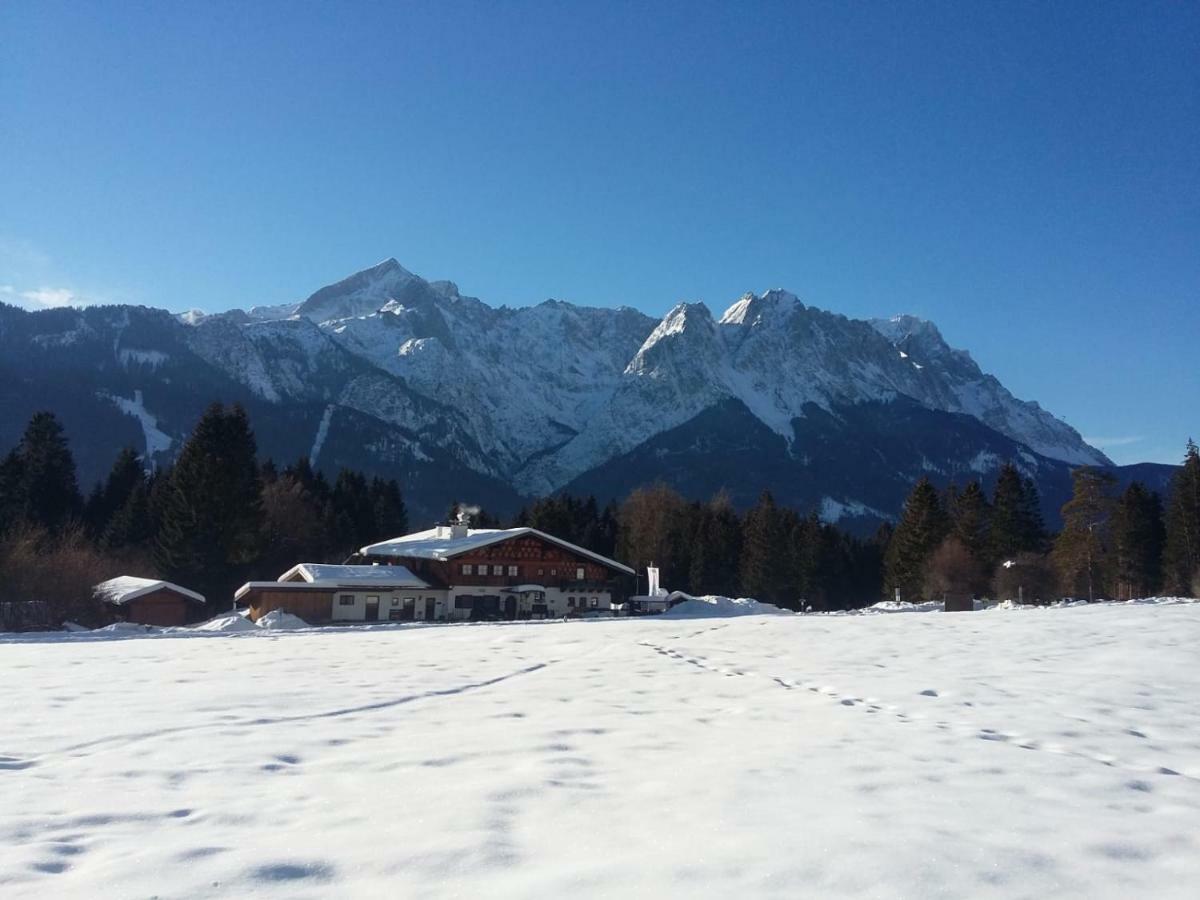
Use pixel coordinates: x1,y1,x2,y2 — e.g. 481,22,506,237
278,563,428,588
93,576,206,606
359,527,635,576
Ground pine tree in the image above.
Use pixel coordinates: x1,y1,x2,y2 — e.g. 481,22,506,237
949,480,991,572
1163,439,1200,595
14,411,82,533
1053,467,1118,600
0,450,24,535
688,492,743,597
332,469,375,554
789,512,824,607
739,490,791,606
1112,482,1166,600
989,462,1042,563
154,404,263,608
369,477,408,539
883,477,949,602
85,447,145,537
1019,476,1047,553
101,480,154,552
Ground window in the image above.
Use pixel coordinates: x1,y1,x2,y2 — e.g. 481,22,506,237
493,564,504,576
455,596,474,609
576,567,585,581
392,598,402,606
461,564,473,575
367,595,379,604
507,565,518,577
550,568,557,576
338,595,355,606
590,598,599,609
568,597,575,607
537,568,544,576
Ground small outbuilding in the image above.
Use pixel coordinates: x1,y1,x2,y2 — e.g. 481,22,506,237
236,563,432,624
93,577,206,627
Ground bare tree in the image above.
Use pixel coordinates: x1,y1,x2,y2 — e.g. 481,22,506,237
923,536,981,603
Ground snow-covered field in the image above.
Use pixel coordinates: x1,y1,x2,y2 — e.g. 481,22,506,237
3,602,1199,898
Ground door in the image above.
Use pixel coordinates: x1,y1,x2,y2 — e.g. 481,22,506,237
425,597,436,620
365,595,380,621
503,596,517,620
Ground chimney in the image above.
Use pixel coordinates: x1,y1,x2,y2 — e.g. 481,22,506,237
450,521,469,539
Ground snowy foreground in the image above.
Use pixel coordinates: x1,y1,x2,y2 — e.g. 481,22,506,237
3,602,1200,898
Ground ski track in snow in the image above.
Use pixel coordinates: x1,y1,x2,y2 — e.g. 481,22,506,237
308,404,335,466
103,389,172,464
2,603,1199,898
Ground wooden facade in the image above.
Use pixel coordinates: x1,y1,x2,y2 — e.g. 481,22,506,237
242,588,335,623
110,587,193,627
370,534,621,591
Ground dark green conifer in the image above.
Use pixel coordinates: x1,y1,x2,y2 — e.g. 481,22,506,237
740,490,791,606
1163,440,1200,595
1053,467,1118,600
1112,482,1166,599
154,403,263,607
883,477,949,601
14,411,82,533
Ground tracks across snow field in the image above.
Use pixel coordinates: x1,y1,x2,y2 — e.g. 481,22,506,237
2,602,1199,898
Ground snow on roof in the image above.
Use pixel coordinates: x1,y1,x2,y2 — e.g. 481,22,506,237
278,563,428,588
93,576,205,606
359,527,635,575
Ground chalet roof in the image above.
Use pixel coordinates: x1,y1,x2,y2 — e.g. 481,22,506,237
93,576,206,606
234,564,429,602
359,527,636,576
278,563,428,588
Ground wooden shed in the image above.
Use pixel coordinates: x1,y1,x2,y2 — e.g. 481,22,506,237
93,577,206,627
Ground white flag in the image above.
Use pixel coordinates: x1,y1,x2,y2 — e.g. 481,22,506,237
647,566,661,596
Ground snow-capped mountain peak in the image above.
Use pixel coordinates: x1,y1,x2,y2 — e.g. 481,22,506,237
718,289,802,327
3,259,1122,527
295,258,421,323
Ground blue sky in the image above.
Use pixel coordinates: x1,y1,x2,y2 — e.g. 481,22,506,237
2,1,1196,465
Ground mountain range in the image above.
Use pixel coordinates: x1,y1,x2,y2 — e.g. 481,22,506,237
0,258,1174,529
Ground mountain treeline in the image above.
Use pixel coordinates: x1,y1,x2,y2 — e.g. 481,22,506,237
0,405,408,627
883,445,1200,603
2,405,1197,630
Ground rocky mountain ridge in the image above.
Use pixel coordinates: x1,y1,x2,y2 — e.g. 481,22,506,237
1,258,1147,528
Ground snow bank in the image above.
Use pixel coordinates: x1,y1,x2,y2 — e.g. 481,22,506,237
660,595,792,618
256,609,309,630
193,613,258,633
859,600,945,614
93,621,158,634
1122,595,1198,606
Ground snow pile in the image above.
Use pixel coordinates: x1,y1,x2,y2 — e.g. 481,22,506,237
193,613,258,633
256,610,309,630
660,594,791,618
858,599,945,614
1123,595,1198,606
93,621,157,634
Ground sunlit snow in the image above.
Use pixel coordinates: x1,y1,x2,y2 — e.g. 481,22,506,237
3,601,1198,897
